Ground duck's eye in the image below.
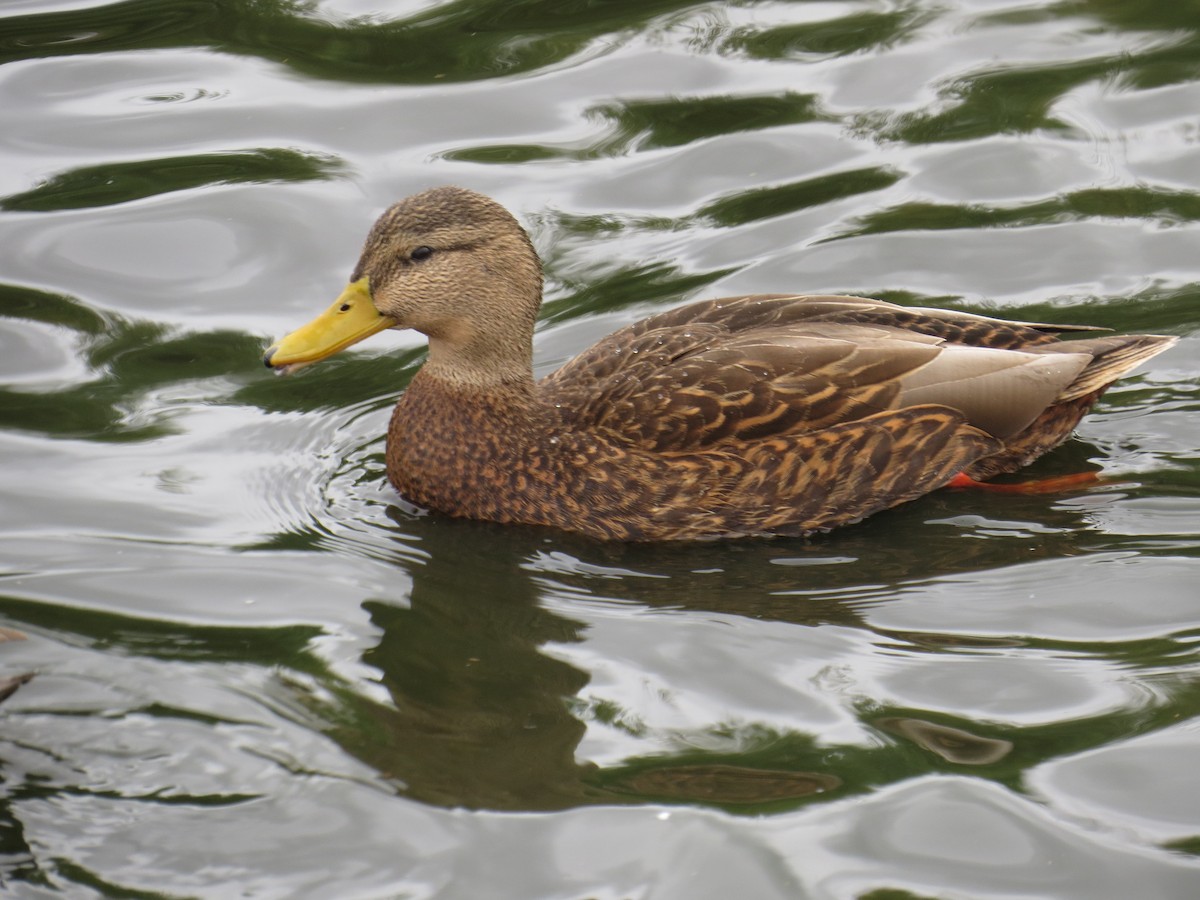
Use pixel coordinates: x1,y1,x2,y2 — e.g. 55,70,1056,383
410,246,434,262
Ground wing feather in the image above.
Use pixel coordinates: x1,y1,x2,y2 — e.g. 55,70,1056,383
537,294,1172,455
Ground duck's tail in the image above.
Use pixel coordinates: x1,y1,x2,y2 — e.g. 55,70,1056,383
1046,333,1177,401
965,332,1176,480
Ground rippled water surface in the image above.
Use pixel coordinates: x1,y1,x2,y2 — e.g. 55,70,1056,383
2,0,1200,896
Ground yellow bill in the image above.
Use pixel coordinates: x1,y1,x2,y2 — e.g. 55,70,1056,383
263,278,397,374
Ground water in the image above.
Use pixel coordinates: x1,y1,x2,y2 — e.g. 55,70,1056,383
1,0,1199,896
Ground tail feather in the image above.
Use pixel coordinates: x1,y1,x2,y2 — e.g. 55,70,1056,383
1048,334,1176,401
964,332,1174,479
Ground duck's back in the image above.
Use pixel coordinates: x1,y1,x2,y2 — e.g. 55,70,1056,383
542,295,1156,453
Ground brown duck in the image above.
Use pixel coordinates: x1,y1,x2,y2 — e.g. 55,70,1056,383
264,187,1175,541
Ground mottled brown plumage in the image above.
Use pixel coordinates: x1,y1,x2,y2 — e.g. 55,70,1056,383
264,187,1177,541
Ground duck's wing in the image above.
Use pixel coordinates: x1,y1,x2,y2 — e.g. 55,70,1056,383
546,326,936,452
542,295,1094,453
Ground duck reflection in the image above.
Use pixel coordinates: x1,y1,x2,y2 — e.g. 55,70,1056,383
345,518,595,810
320,515,863,811
309,450,1117,813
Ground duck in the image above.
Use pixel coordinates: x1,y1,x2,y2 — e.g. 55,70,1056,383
263,186,1176,541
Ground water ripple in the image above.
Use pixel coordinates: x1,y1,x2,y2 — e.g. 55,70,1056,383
1,0,1199,894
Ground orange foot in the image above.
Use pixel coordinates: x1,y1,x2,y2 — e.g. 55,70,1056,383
944,471,1100,495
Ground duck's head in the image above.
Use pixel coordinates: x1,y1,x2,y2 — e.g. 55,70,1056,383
264,186,543,383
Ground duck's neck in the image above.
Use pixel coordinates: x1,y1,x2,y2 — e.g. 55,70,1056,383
403,343,543,434
408,359,537,413
421,330,535,393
